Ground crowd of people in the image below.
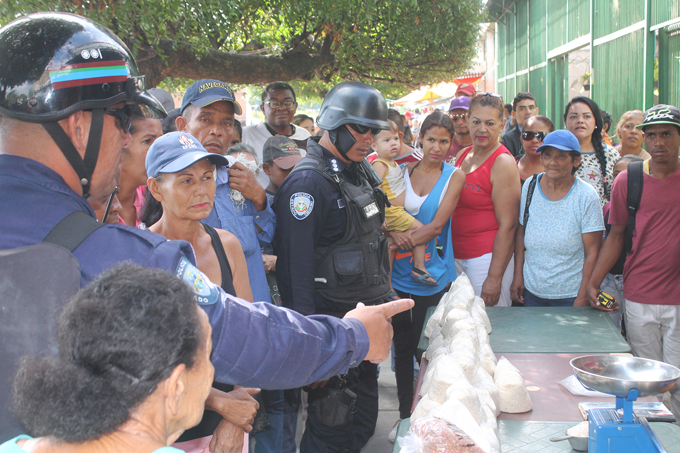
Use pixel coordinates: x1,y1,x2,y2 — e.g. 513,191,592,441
1,10,680,453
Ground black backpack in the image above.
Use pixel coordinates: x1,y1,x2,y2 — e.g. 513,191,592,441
0,212,102,441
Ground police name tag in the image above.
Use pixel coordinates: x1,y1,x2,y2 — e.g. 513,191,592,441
175,256,219,305
363,202,379,218
290,192,314,220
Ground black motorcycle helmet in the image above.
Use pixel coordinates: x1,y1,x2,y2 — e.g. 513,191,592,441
0,12,166,198
316,81,390,160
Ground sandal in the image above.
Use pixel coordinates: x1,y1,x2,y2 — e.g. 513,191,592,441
386,290,401,301
410,268,438,286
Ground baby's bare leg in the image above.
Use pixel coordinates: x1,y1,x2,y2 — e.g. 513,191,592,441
405,220,436,284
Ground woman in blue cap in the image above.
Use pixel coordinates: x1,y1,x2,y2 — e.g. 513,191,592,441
510,130,605,307
144,131,259,453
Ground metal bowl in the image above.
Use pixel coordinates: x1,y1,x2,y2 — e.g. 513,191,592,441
570,355,680,398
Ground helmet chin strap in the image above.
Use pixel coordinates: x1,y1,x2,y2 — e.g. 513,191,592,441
328,125,357,162
41,109,104,199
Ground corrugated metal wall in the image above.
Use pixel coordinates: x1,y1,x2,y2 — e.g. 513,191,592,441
592,30,645,126
547,0,568,50
651,0,680,27
593,0,644,39
659,26,680,108
494,0,679,130
567,0,590,41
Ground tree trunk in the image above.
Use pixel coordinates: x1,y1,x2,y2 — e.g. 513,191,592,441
136,39,335,87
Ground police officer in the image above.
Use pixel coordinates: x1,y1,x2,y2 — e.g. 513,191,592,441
274,81,392,452
0,13,412,441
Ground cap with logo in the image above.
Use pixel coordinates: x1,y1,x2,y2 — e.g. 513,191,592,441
448,96,471,112
636,104,680,130
263,136,303,170
455,83,476,97
146,131,229,177
181,79,243,115
536,130,581,154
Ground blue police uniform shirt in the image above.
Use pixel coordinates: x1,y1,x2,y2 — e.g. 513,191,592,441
273,138,358,317
204,166,275,303
0,154,369,389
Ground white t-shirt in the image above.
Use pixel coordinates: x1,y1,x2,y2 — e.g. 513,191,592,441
520,174,604,298
242,122,311,188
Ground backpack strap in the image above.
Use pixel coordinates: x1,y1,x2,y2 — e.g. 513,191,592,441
625,161,644,255
43,211,104,252
522,174,539,227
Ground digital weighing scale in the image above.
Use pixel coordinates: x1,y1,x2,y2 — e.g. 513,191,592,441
571,355,680,453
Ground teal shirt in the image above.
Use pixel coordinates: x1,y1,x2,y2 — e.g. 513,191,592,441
0,436,185,453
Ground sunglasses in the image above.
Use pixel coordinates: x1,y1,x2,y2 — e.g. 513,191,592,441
449,112,468,120
521,131,547,142
476,92,503,101
348,123,381,136
104,106,133,132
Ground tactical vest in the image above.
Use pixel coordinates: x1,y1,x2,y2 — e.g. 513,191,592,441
291,148,391,305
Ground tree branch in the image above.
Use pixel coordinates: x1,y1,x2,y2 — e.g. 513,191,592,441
137,39,336,86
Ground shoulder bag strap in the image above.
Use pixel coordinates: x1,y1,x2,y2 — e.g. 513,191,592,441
625,161,644,255
43,211,104,252
522,174,539,227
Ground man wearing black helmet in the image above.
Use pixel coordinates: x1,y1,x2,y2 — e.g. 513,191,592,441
274,81,392,452
0,13,413,443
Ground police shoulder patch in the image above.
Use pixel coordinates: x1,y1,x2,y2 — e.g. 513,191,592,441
175,256,219,305
290,192,315,220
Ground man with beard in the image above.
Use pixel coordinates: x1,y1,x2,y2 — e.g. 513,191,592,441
443,96,472,164
243,82,311,188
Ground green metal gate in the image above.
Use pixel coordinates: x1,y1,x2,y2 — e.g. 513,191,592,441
659,24,680,108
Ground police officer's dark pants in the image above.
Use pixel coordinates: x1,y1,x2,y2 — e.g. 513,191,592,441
281,388,301,452
393,288,447,419
299,361,379,453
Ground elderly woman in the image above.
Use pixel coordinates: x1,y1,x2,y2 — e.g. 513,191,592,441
451,93,521,307
144,132,258,453
564,96,620,206
510,130,604,307
615,110,650,160
388,111,465,438
2,264,213,453
516,115,555,185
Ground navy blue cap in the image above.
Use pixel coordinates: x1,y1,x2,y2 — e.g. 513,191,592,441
536,130,581,154
181,79,243,115
145,131,229,177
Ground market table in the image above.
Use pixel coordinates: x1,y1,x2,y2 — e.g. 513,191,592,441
417,306,631,359
392,419,680,452
411,353,658,419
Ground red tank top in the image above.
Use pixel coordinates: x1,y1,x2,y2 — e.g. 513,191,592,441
452,144,512,259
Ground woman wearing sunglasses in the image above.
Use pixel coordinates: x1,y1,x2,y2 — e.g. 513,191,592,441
510,130,604,306
451,93,521,307
516,115,555,185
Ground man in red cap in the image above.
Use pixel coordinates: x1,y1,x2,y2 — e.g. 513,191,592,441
455,83,476,98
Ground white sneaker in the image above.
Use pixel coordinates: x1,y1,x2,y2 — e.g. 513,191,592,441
388,419,402,443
